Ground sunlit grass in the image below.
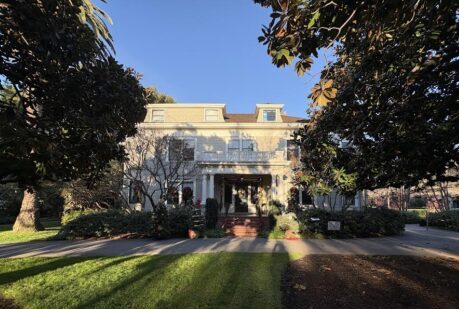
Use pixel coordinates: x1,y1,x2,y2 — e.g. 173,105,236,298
0,253,289,309
0,219,60,243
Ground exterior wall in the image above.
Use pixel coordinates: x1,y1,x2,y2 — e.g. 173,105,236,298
127,103,364,213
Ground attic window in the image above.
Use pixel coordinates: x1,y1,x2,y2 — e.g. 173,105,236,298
263,109,276,121
205,109,219,121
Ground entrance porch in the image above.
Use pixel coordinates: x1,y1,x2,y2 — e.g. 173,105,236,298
201,174,272,215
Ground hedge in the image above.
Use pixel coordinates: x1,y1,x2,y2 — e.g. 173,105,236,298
56,210,170,240
205,198,219,229
420,210,459,231
296,207,404,238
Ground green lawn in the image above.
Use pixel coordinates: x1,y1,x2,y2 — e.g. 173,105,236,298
0,219,61,243
0,253,289,309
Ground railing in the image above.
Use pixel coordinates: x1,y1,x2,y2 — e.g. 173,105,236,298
199,151,283,162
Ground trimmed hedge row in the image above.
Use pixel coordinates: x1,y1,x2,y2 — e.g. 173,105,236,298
296,208,404,238
420,210,459,231
56,210,170,239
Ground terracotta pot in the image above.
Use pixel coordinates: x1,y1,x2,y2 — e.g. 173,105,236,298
285,229,300,240
188,229,199,239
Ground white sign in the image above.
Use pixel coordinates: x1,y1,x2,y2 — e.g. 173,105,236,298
327,221,341,231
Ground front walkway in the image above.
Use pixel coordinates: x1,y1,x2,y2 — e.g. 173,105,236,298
0,225,458,259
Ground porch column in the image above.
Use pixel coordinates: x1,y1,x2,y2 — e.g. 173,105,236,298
221,179,225,214
178,184,183,204
271,175,277,200
209,174,215,199
202,174,208,204
229,184,235,213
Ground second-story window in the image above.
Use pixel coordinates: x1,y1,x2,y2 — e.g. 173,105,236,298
169,139,195,161
287,140,300,161
263,109,276,121
205,109,219,121
152,109,165,122
228,139,240,154
242,140,255,152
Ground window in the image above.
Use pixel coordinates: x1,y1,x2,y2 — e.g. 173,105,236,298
168,139,195,161
263,109,276,121
242,140,255,152
205,109,219,121
129,180,143,204
152,109,165,122
228,139,240,153
183,139,195,161
287,140,300,161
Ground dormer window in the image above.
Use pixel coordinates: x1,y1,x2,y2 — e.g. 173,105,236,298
152,109,165,122
205,109,219,121
263,109,276,122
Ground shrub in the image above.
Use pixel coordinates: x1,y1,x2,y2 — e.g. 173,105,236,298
61,209,100,225
274,213,300,232
168,206,193,237
296,207,404,238
56,210,168,239
204,228,225,238
205,198,219,229
402,209,426,224
421,210,459,231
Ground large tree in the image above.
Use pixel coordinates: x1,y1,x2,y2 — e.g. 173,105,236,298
0,0,146,231
256,0,458,192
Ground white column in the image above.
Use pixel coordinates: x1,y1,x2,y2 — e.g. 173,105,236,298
193,180,197,203
202,174,208,204
209,174,215,198
248,184,255,213
221,179,225,214
229,184,236,213
178,184,183,205
271,175,277,200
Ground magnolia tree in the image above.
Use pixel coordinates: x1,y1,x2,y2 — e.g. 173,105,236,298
123,130,198,212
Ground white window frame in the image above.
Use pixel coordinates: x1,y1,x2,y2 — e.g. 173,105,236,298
241,139,256,152
151,109,165,122
204,109,219,121
263,109,276,122
167,137,197,162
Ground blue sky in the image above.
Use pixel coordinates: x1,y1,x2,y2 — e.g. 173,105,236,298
104,0,325,117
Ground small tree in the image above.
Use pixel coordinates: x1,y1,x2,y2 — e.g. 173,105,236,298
123,130,198,212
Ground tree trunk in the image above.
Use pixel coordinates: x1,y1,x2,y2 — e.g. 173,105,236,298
13,187,43,232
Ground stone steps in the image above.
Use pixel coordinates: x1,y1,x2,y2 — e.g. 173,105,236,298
217,216,268,237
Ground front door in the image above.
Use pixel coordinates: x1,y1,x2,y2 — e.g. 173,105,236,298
235,183,249,213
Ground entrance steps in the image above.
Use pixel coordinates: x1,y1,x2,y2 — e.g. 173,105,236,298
217,215,268,237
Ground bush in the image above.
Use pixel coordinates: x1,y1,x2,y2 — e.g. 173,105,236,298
275,213,300,232
61,209,100,225
296,207,404,238
402,209,426,224
168,206,193,237
56,210,169,239
421,210,459,231
204,228,225,238
205,198,219,229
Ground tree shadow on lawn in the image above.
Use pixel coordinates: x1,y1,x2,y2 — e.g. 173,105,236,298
282,255,459,309
75,253,290,309
0,257,88,285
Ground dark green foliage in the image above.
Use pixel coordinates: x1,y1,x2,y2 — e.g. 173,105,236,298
205,198,219,229
56,211,166,239
204,228,225,238
420,210,459,231
256,0,459,190
402,209,426,224
60,209,100,225
296,208,404,238
167,206,193,237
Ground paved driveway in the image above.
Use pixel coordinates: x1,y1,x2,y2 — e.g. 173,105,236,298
0,225,458,259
